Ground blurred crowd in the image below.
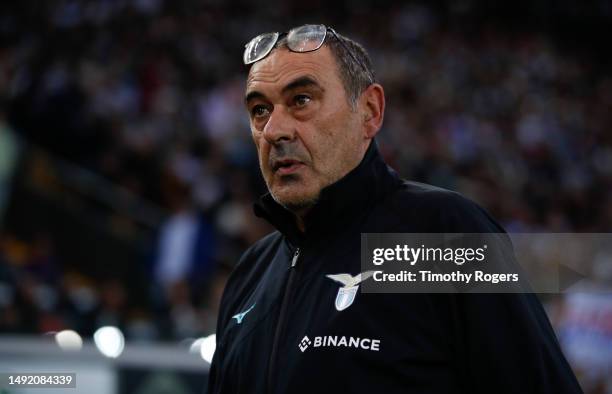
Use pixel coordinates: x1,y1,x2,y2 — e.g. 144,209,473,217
0,0,611,390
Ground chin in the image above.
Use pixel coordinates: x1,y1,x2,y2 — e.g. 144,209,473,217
271,186,319,212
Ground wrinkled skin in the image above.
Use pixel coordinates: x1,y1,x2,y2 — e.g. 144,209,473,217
245,45,385,227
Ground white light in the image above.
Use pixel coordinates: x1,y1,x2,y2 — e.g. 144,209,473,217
55,330,83,351
200,334,216,363
189,338,204,354
93,326,125,358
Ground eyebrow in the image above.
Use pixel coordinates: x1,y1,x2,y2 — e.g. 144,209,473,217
244,76,324,106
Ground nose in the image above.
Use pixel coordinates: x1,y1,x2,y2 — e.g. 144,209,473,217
262,106,296,145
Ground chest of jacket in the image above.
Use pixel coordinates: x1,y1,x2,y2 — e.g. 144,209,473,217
213,234,459,394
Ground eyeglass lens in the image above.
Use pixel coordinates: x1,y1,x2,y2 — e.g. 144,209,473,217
286,25,327,52
244,32,279,64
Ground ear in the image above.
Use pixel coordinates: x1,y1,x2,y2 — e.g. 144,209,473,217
360,83,385,139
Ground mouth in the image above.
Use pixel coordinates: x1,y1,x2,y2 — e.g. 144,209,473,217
272,159,305,175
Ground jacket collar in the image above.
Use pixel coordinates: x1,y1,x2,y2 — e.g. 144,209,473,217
253,140,401,246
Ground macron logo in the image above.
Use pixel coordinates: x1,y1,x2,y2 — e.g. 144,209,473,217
232,303,256,325
299,336,312,352
298,335,380,352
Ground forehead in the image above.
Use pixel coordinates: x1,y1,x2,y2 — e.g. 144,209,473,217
246,45,341,94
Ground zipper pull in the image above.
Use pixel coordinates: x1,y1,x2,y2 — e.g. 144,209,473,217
291,248,300,268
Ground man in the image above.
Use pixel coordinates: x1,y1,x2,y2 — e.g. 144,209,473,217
207,24,582,393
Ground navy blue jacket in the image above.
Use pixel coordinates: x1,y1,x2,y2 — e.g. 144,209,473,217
207,142,582,394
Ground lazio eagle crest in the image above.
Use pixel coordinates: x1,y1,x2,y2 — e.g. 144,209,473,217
326,271,375,311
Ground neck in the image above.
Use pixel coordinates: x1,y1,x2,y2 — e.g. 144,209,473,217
293,208,310,233
294,212,306,234
295,216,305,233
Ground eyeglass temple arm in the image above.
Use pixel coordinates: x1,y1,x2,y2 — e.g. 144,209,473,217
328,28,371,80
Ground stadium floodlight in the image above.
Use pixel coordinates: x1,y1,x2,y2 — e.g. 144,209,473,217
93,326,125,358
199,334,216,363
189,338,204,354
55,329,83,351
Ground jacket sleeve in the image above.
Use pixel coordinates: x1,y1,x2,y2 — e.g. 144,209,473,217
205,246,254,394
205,276,232,394
449,292,583,393
439,193,583,393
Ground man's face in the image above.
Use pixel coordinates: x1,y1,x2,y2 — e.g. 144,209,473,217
245,45,367,212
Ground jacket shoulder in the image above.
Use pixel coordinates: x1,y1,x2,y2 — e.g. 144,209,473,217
227,231,283,289
215,231,284,329
373,180,506,233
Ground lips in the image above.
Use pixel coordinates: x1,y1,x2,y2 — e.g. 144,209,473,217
272,159,304,175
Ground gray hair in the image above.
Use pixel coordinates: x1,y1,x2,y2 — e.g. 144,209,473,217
276,31,376,109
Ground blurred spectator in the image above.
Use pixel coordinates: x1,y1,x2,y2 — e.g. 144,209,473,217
151,170,216,293
0,103,20,225
554,291,612,393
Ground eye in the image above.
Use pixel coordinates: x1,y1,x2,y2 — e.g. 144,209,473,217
251,104,270,118
293,94,311,108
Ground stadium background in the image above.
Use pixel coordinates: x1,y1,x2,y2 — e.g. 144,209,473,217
0,0,611,393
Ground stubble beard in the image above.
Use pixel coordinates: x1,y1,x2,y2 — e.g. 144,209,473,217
268,174,320,214
262,142,322,214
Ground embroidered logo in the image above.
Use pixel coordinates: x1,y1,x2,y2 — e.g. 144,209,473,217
298,334,381,352
326,271,375,311
298,336,312,352
232,303,256,324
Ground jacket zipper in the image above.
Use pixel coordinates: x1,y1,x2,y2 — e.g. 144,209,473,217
267,247,300,394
